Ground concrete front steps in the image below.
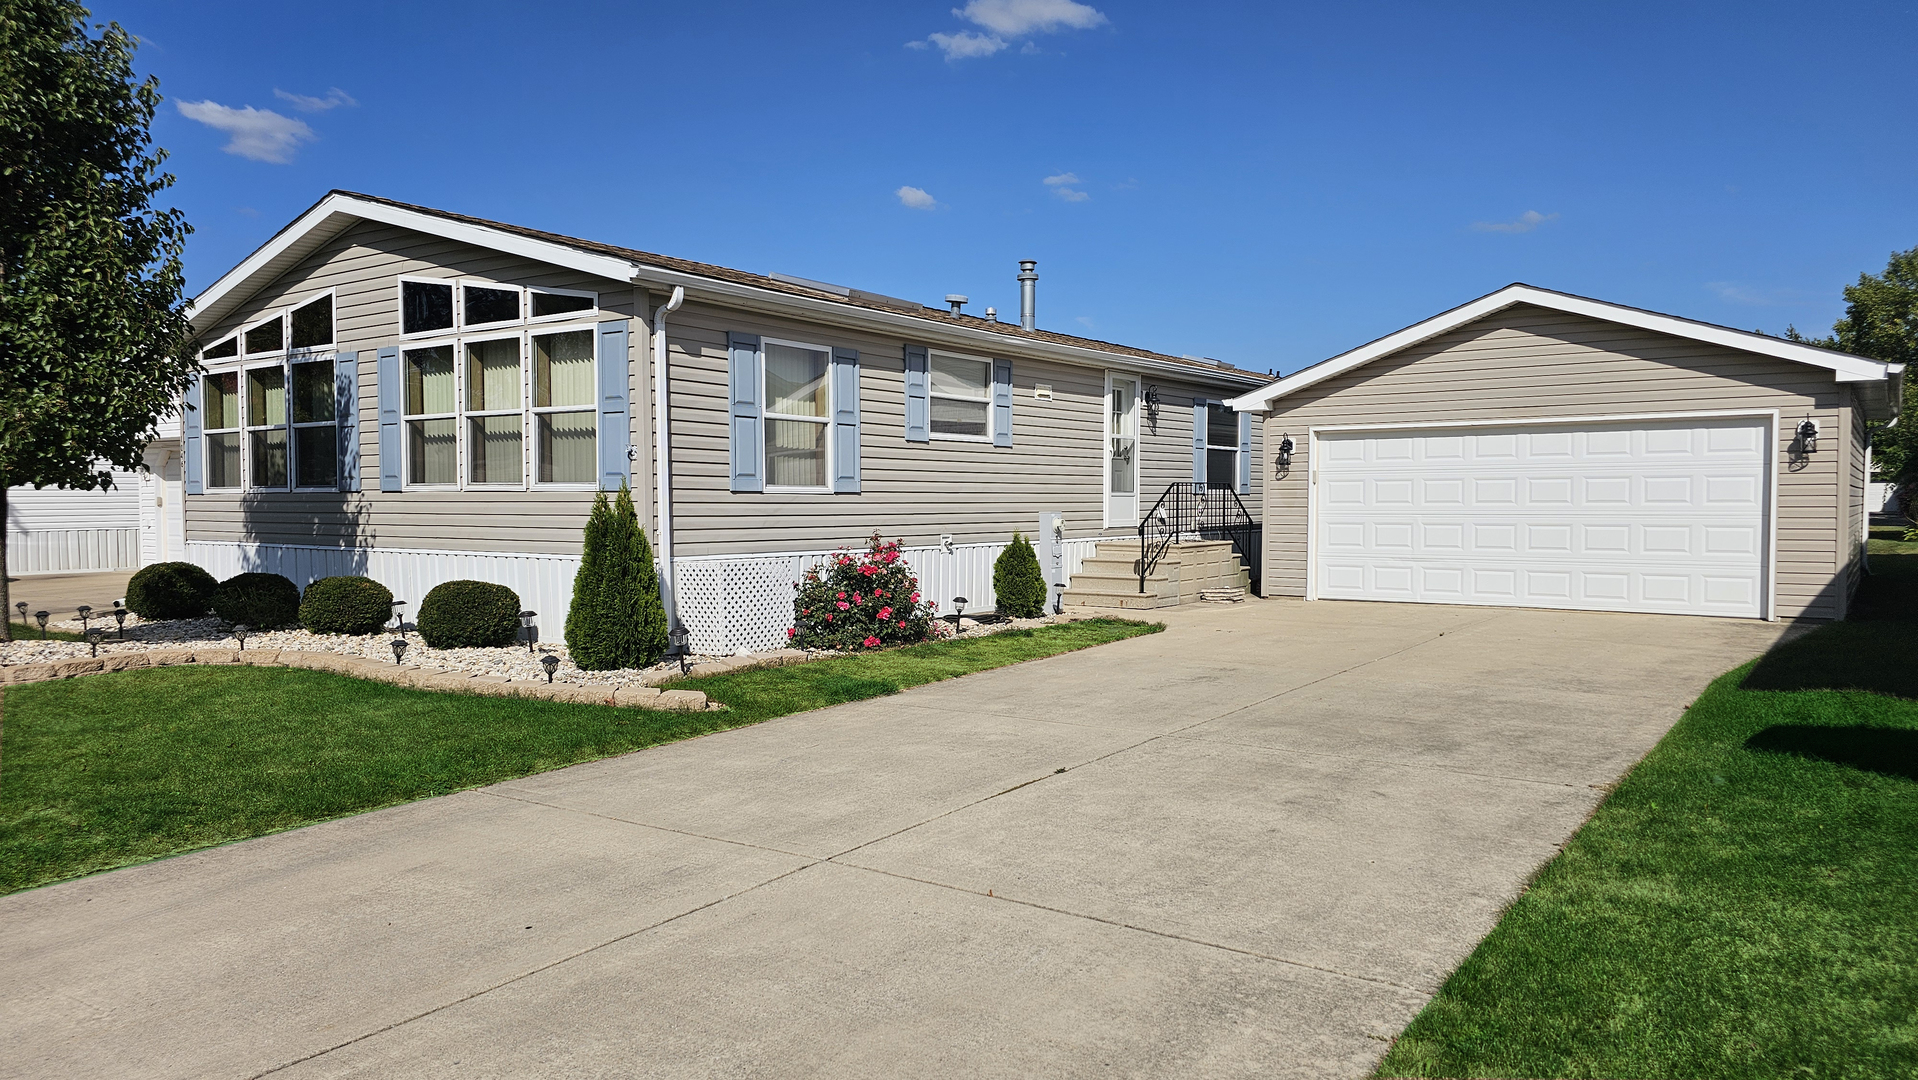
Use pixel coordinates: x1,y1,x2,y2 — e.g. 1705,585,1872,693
1060,539,1253,610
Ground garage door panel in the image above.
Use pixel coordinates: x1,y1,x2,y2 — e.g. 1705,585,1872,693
1316,418,1768,618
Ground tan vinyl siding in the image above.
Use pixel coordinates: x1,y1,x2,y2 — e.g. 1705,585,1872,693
1845,389,1868,609
186,220,1261,560
1258,304,1849,620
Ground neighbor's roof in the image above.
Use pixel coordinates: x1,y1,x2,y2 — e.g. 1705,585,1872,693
1227,283,1904,421
187,190,1269,386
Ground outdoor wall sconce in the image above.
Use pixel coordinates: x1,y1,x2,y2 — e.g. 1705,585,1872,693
85,627,105,657
541,653,559,683
389,599,407,639
34,610,49,639
232,624,250,651
390,637,408,664
112,602,128,638
518,610,538,652
1275,434,1295,478
668,623,692,675
76,604,92,631
1797,418,1819,455
1143,384,1161,429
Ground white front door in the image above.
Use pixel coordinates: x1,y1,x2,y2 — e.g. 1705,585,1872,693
1105,373,1140,527
1313,416,1770,618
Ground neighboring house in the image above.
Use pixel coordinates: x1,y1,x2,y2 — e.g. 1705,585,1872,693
5,419,185,575
1230,284,1904,621
180,191,1268,652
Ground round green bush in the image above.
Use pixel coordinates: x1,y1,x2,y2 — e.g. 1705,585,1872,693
124,561,218,619
417,579,522,649
299,575,395,636
211,572,301,629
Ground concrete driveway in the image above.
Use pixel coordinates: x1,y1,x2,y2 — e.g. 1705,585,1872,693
0,598,1788,1079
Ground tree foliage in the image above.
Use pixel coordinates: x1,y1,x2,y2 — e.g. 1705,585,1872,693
992,533,1050,618
0,1,196,639
565,485,669,670
1789,245,1918,486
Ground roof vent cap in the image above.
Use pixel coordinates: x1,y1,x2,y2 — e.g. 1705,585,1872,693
945,294,968,315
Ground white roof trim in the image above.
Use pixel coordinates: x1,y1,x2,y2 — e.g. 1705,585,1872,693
1228,284,1897,411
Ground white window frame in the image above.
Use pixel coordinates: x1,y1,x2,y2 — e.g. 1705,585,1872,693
397,276,459,339
1201,398,1239,490
288,353,341,491
527,285,600,325
460,331,529,489
199,365,243,490
400,337,460,489
927,349,993,443
761,335,834,494
529,325,601,490
243,358,290,491
1104,371,1142,529
240,310,287,359
286,288,338,355
460,281,525,332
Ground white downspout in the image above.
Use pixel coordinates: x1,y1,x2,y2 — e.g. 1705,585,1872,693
652,285,686,630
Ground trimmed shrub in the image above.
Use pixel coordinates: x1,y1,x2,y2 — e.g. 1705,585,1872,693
300,575,395,636
992,533,1049,618
791,533,941,651
418,579,521,649
125,561,218,619
565,484,669,670
211,572,300,628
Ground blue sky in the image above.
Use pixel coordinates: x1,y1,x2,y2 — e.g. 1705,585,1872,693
110,0,1918,374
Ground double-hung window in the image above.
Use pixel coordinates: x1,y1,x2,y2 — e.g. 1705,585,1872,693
764,340,831,490
929,352,991,439
1205,402,1238,489
246,364,289,488
392,277,601,490
291,358,338,489
202,370,241,488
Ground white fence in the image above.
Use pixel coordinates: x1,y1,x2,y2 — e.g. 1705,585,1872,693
7,528,142,574
185,536,1111,655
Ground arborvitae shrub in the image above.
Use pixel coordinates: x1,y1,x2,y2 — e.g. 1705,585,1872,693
992,533,1049,618
211,572,301,628
299,575,395,635
124,561,218,619
417,580,521,648
790,533,941,651
565,484,669,670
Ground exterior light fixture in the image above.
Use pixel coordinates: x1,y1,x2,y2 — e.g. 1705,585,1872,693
85,626,105,657
540,653,559,682
232,624,250,651
953,596,968,626
76,604,93,631
668,623,692,675
391,637,408,663
34,610,49,639
1797,419,1819,455
390,599,407,639
518,610,538,653
112,604,129,638
1275,434,1295,477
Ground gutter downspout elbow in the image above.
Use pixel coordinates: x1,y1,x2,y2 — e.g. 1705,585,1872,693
652,285,686,635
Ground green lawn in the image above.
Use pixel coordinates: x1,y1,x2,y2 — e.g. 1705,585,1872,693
1376,555,1918,1079
0,617,1157,894
6,621,87,642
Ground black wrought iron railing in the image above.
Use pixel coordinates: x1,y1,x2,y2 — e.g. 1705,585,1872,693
1136,482,1262,594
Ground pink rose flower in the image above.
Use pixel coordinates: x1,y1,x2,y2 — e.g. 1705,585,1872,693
852,593,861,603
836,601,849,610
910,591,921,602
863,636,881,648
836,592,846,599
787,627,796,637
897,620,906,628
878,606,893,620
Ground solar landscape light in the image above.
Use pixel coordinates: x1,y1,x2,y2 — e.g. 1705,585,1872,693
34,610,49,639
232,624,250,651
668,623,692,675
390,599,407,639
540,653,559,682
391,637,408,663
76,604,92,632
85,626,105,657
14,600,27,625
952,596,968,626
112,603,129,638
518,611,538,653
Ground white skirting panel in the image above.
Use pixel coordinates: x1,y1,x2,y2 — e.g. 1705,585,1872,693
7,528,142,574
183,537,1106,655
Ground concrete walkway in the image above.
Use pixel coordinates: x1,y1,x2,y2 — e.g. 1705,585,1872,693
0,598,1789,1079
4,569,137,624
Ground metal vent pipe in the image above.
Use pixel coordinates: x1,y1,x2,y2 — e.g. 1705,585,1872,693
1017,260,1038,330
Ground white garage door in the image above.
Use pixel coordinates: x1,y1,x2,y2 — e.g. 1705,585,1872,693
1314,417,1770,618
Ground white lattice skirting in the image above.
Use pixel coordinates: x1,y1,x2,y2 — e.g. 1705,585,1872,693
185,538,1103,656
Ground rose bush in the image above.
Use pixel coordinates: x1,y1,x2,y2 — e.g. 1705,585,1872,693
790,533,943,650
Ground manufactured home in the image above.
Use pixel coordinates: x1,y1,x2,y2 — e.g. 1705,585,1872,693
181,192,1269,653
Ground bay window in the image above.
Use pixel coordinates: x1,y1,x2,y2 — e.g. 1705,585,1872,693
764,340,831,490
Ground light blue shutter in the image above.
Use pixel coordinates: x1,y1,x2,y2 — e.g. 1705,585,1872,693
1192,401,1208,486
1237,411,1252,495
335,352,360,492
377,346,402,491
991,359,1013,447
597,320,631,491
903,344,929,443
831,347,861,493
728,332,763,492
182,375,204,495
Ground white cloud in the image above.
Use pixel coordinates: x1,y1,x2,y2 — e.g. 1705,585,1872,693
926,30,1008,59
912,0,1106,60
958,0,1108,36
895,185,937,210
176,100,314,163
1043,172,1089,201
1042,172,1080,186
1472,210,1559,234
1054,187,1090,202
273,87,356,112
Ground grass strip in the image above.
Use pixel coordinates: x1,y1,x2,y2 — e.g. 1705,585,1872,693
1376,559,1918,1079
0,617,1157,894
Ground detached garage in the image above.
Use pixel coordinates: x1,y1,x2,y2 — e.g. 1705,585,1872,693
1232,285,1905,621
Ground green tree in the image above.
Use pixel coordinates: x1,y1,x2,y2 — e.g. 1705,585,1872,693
564,484,668,670
992,533,1050,619
1834,247,1918,490
0,1,195,640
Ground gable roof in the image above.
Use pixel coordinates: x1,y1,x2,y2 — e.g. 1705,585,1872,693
187,190,1268,387
1226,283,1904,420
